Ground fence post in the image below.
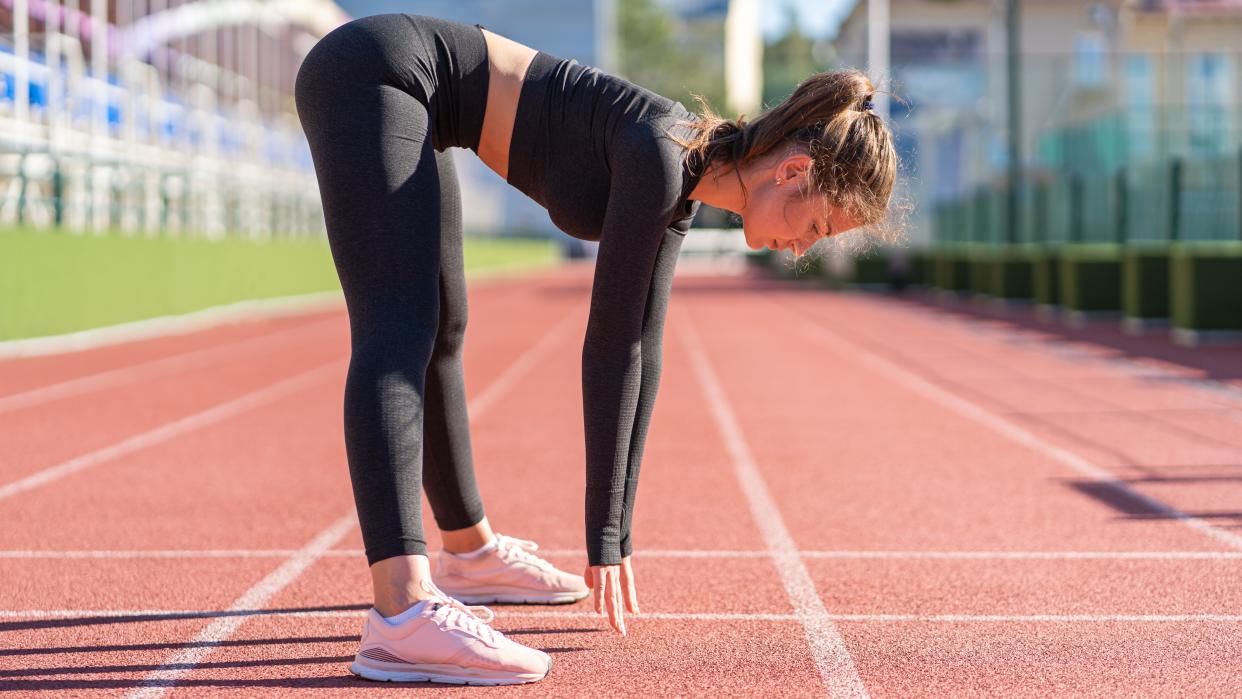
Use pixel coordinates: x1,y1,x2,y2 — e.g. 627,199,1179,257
16,154,25,226
1115,167,1128,244
52,160,64,228
1035,180,1047,244
1168,157,1182,242
1070,172,1084,244
1003,185,1011,245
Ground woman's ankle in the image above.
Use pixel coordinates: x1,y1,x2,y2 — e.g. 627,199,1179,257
440,516,496,554
374,592,439,619
370,554,438,617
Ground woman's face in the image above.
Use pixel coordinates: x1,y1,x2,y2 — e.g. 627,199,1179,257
739,155,864,255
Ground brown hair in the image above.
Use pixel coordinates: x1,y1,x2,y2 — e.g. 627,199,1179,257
669,69,904,249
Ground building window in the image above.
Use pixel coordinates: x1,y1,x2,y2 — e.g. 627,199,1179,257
1073,31,1109,89
1123,54,1155,162
1186,52,1232,156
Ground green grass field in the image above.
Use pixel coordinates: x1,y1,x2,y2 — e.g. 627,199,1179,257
0,227,560,341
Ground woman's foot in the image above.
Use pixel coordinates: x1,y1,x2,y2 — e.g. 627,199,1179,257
433,533,591,605
351,578,552,685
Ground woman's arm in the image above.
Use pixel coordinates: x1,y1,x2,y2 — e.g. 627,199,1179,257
581,137,686,567
617,227,685,559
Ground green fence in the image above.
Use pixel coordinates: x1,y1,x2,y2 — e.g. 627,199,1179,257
932,145,1242,340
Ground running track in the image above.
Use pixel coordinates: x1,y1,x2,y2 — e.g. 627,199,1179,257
2,262,1240,697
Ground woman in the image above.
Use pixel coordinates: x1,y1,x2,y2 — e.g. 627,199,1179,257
294,12,897,686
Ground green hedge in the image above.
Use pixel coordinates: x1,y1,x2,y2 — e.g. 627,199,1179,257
930,247,971,292
852,252,889,285
1170,242,1242,332
1059,244,1123,313
1122,244,1171,322
1032,247,1061,306
992,246,1036,300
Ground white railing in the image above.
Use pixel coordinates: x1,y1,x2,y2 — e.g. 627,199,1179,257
0,0,337,239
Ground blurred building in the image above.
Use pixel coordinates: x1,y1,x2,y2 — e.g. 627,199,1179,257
834,0,1242,245
0,0,348,239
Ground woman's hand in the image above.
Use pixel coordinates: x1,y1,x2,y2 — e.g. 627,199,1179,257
583,555,639,636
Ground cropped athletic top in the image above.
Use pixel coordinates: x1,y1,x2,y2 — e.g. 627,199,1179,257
503,47,705,566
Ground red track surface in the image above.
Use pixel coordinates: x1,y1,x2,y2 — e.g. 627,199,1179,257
2,264,1240,697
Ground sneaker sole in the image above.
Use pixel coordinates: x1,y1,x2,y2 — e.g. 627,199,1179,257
350,655,552,686
437,588,591,605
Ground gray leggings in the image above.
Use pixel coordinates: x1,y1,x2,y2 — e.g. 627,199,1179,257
294,15,490,565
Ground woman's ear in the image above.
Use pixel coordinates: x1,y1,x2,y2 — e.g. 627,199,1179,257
774,153,814,185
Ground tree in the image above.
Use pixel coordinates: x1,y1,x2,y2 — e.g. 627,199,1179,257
761,7,826,108
617,0,728,117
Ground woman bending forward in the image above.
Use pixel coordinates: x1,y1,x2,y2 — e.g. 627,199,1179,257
294,12,897,686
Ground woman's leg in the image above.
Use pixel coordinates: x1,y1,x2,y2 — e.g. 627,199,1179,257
296,38,446,615
420,148,496,554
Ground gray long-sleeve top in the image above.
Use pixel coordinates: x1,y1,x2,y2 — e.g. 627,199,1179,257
505,50,704,566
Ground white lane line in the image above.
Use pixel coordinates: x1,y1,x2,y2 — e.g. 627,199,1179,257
0,361,345,502
798,550,1242,560
0,550,302,558
0,291,344,359
796,321,1242,552
0,317,340,415
0,608,796,622
680,316,869,699
6,548,1242,560
8,609,1242,623
833,614,1242,623
124,306,581,697
125,514,356,699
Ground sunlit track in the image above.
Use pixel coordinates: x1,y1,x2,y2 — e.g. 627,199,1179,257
823,292,1242,439
0,317,343,415
124,515,357,699
6,270,1242,696
5,548,1242,560
780,301,1242,552
122,305,583,699
0,361,346,502
680,313,870,699
7,609,1242,623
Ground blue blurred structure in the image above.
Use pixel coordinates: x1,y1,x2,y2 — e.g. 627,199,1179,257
0,0,347,238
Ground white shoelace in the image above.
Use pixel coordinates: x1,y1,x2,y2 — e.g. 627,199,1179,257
419,579,504,645
494,533,555,571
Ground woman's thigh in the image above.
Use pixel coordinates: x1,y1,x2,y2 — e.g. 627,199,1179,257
298,66,445,349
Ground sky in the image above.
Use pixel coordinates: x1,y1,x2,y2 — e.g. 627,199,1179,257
761,0,855,40
335,0,858,40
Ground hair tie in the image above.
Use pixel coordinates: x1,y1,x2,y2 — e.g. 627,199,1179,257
861,99,875,112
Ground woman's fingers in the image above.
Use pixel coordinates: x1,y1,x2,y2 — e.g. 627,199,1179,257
588,564,627,635
606,567,625,636
620,556,640,614
592,568,604,615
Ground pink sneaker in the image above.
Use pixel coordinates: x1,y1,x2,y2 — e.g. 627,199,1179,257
433,533,590,605
350,578,552,685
